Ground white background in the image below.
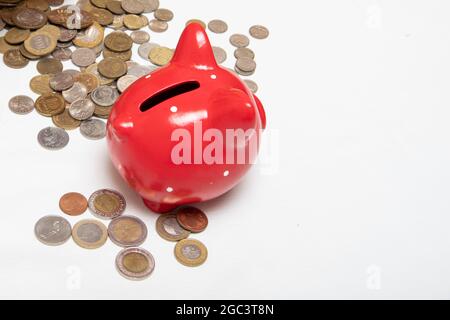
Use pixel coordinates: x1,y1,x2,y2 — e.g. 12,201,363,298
1,0,450,299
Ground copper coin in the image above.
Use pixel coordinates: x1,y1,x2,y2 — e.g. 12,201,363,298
4,27,30,45
52,109,81,130
176,206,208,233
98,57,127,78
59,192,88,216
104,31,133,52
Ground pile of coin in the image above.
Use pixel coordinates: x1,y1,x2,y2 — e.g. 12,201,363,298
156,206,208,267
2,1,269,150
35,188,156,280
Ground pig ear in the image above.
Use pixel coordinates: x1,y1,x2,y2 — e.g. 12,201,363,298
171,23,218,69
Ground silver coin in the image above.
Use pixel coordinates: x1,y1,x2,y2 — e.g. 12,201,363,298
138,42,159,60
212,46,227,64
80,118,106,139
127,64,156,77
62,82,88,103
234,47,255,60
148,19,168,33
115,247,155,280
88,189,126,219
35,215,72,246
130,30,150,44
249,25,270,40
117,74,138,92
208,19,228,34
69,99,95,120
236,57,256,73
244,79,258,93
52,47,72,61
230,34,250,48
91,85,120,107
49,71,74,91
9,95,34,115
108,215,148,247
37,127,69,150
137,0,159,13
71,48,96,67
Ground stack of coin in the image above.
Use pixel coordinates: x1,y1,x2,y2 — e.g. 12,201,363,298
156,206,209,267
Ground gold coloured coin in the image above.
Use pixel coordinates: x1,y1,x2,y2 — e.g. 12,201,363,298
104,31,133,52
30,74,53,95
72,219,108,249
3,48,29,68
24,31,57,56
52,109,81,130
4,27,30,45
149,46,173,66
98,57,127,79
88,189,126,219
102,47,132,62
123,14,144,30
35,93,65,117
174,239,208,267
0,37,19,54
73,22,104,48
73,72,99,93
108,215,147,247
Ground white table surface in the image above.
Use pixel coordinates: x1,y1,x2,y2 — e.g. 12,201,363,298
1,0,449,299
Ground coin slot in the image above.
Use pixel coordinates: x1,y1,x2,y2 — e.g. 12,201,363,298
140,81,200,112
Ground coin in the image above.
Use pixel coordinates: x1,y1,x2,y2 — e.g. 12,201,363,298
88,189,126,219
91,8,113,26
148,19,167,33
93,104,112,118
37,126,69,150
91,85,119,106
19,44,41,60
127,64,156,77
234,47,255,60
73,72,99,93
24,31,57,56
36,57,63,74
138,0,159,13
50,71,74,91
98,57,127,79
106,0,125,15
212,46,227,64
58,27,77,42
149,46,173,66
52,47,72,61
249,25,269,39
59,192,88,216
4,27,30,45
176,206,208,233
104,31,133,52
80,118,106,139
35,216,71,246
230,34,250,48
102,47,132,61
52,109,81,130
186,19,206,29
62,82,88,103
208,19,228,34
72,219,108,249
244,79,258,93
121,0,144,14
235,57,256,76
12,8,47,30
0,37,19,54
156,213,190,242
71,48,96,67
116,247,155,280
35,93,65,116
9,95,34,115
174,239,208,267
138,42,159,60
38,24,61,40
108,216,147,247
69,98,95,120
123,14,144,29
73,22,104,48
47,7,94,29
130,30,150,44
3,49,28,68
117,74,138,92
30,74,53,95
91,0,107,8
154,8,173,21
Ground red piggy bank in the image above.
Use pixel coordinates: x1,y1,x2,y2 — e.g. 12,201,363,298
107,23,266,213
